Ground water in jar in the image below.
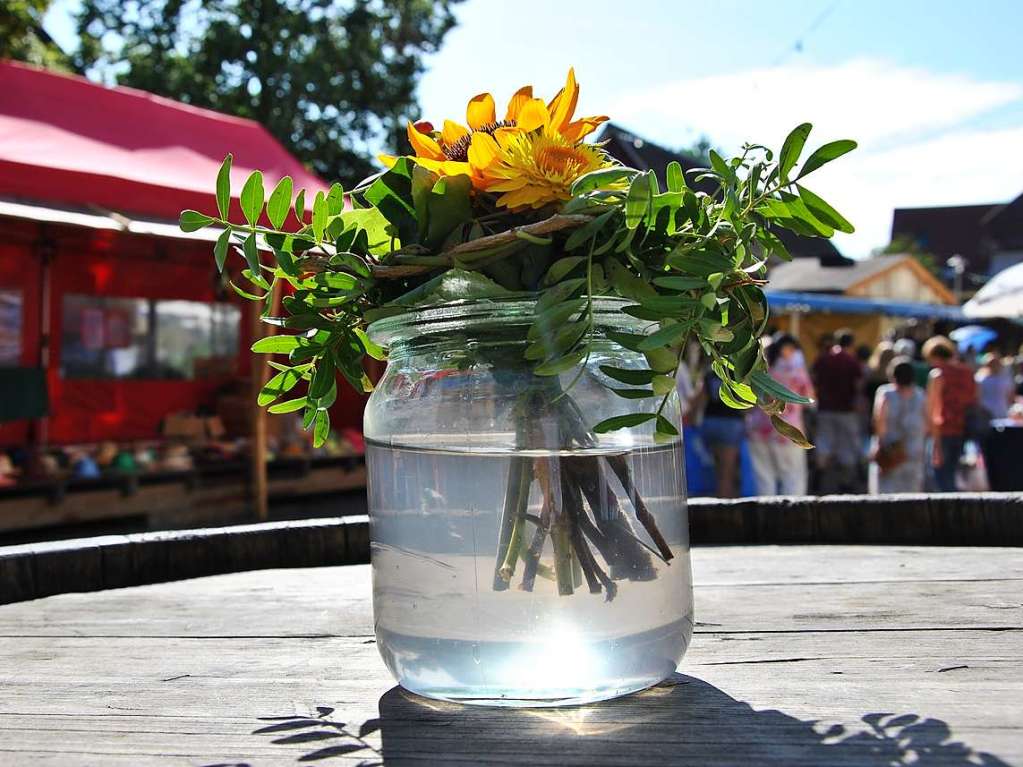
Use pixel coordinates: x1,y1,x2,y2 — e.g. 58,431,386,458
366,439,694,707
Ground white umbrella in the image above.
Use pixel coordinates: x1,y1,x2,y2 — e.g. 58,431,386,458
963,262,1023,318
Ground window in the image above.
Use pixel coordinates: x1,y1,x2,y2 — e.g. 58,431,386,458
0,290,22,366
61,295,240,380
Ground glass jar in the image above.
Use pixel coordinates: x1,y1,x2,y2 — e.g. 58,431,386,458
364,297,693,707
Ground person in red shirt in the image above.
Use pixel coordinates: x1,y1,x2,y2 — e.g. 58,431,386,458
811,329,864,493
923,335,978,492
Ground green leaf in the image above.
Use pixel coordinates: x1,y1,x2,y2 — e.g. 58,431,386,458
797,185,854,234
750,369,813,405
542,256,586,287
604,330,646,352
797,139,857,179
327,183,346,216
564,209,616,251
770,414,813,448
213,229,231,272
315,378,338,409
331,251,371,278
268,397,307,414
638,322,689,351
569,166,638,195
312,191,327,242
653,275,707,291
216,154,232,220
313,410,330,447
610,387,657,399
708,150,735,183
536,277,587,312
624,170,653,229
426,174,472,249
339,207,395,255
366,159,417,242
251,335,301,354
240,171,265,226
309,356,336,400
313,271,359,291
258,367,303,406
354,327,386,360
667,247,729,276
593,413,655,433
655,415,679,437
528,298,587,340
644,347,679,373
599,366,655,385
666,161,686,193
295,189,306,223
778,123,812,182
242,233,260,274
228,281,265,301
267,176,293,229
651,375,675,396
607,260,656,301
534,348,586,376
179,210,214,232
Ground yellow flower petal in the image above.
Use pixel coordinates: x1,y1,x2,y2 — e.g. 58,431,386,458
488,177,529,192
492,126,520,150
406,120,444,160
441,119,470,147
515,98,550,133
467,131,501,170
547,67,579,132
466,92,496,129
561,115,609,142
378,153,399,168
505,85,533,121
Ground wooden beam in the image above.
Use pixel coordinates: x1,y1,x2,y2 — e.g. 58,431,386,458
248,284,280,521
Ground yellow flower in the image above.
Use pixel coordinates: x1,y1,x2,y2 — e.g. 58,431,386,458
381,68,611,208
471,129,609,210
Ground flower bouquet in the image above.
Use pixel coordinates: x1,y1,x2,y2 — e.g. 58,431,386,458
181,68,854,704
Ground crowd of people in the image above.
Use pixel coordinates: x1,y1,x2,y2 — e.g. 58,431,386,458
677,327,1023,497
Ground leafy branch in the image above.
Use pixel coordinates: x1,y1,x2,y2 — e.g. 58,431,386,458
181,123,855,446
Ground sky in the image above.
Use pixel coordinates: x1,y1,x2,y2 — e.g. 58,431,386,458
45,0,1023,259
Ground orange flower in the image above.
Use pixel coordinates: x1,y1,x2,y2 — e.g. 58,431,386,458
381,68,611,208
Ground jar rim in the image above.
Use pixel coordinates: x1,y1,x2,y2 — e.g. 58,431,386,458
367,295,645,348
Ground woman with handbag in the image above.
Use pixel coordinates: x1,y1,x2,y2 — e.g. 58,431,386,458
869,357,927,494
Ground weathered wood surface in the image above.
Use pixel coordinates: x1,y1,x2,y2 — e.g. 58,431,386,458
0,546,1019,766
3,491,1022,605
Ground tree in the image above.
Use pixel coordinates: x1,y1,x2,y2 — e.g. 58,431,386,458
680,134,717,166
73,0,462,187
0,0,72,69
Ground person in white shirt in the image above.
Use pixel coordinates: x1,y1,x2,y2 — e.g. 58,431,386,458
975,353,1014,421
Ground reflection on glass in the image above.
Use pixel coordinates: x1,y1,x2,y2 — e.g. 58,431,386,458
60,294,240,379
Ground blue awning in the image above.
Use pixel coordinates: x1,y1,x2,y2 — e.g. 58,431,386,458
766,291,965,321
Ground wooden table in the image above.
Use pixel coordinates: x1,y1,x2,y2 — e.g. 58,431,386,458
0,545,1019,766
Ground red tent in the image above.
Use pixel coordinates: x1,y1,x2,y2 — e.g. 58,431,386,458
0,61,352,448
0,59,325,219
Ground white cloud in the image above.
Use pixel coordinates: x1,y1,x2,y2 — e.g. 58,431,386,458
611,59,1023,257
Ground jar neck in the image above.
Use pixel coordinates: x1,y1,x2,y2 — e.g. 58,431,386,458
369,296,643,362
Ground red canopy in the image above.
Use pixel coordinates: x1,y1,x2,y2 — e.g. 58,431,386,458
0,60,328,219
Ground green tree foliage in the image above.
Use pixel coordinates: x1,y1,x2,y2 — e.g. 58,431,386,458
73,0,463,186
0,0,72,69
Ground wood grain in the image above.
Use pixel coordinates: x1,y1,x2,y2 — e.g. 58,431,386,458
0,546,1019,765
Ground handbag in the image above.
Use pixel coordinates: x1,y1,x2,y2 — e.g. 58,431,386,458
871,391,914,475
873,439,907,474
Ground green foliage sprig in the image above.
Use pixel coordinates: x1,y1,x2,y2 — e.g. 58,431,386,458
182,123,855,446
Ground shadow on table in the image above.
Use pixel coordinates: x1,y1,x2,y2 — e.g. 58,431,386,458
245,674,1011,766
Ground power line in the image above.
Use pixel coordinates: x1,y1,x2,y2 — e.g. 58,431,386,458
770,1,841,67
